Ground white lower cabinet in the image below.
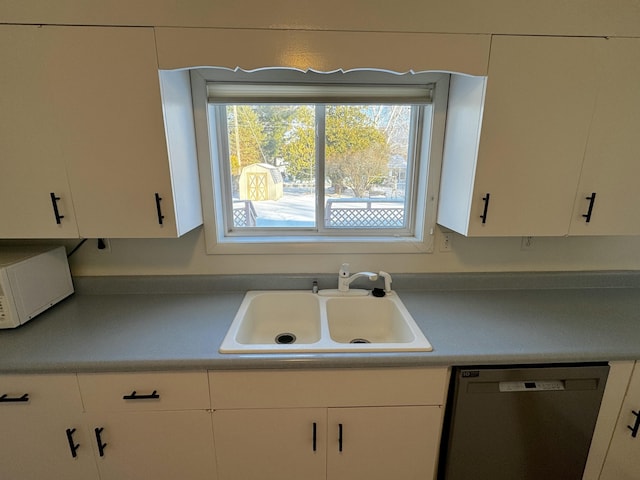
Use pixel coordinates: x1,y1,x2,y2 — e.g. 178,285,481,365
214,408,327,480
2,368,448,480
598,361,640,479
86,410,216,480
78,371,217,480
0,374,98,480
210,368,448,480
326,406,442,480
213,406,441,480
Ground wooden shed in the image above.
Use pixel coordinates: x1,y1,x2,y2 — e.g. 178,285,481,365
238,163,284,201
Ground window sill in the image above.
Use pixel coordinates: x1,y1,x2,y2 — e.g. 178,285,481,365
204,234,434,255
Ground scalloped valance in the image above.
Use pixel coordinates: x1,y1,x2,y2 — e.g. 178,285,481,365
155,28,490,77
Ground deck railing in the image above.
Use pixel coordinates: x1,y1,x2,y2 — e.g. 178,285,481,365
232,198,405,228
325,198,405,228
232,200,257,227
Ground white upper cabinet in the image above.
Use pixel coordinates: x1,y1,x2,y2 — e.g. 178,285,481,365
0,25,202,239
49,26,202,238
569,38,640,235
0,26,80,238
438,36,601,236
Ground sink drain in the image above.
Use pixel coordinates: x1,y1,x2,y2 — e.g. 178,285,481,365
350,338,370,344
275,333,297,344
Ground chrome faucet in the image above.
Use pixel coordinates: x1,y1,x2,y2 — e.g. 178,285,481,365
338,263,379,292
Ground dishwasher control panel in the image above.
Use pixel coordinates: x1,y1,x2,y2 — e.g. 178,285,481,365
499,380,565,392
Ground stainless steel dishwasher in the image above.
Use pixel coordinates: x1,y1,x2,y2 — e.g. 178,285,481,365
439,363,609,480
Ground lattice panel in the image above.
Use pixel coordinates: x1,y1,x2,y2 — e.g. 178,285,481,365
327,207,405,228
232,201,257,227
233,209,248,227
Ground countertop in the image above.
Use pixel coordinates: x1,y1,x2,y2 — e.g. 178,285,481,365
1,272,640,373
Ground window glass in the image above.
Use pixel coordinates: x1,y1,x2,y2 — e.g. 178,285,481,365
225,104,317,228
324,105,413,230
217,101,419,235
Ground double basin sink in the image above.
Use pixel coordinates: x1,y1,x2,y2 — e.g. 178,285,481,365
219,290,433,353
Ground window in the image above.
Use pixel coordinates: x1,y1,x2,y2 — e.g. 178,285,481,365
192,69,449,254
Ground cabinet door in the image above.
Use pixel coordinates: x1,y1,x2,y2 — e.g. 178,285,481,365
327,406,443,480
439,36,601,237
88,411,217,480
45,26,189,238
599,364,640,480
0,374,97,480
0,25,79,238
213,408,327,480
569,38,640,235
0,412,98,480
472,35,601,236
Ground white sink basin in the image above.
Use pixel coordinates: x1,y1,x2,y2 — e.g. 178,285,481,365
219,290,432,353
326,296,416,344
233,291,321,345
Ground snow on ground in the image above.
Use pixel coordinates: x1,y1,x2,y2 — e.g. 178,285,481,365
241,186,406,228
253,189,316,227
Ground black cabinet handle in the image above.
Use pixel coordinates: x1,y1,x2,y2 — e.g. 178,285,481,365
338,423,343,452
95,427,107,457
123,390,160,400
480,193,491,224
0,393,29,403
50,192,65,224
154,193,164,225
66,428,80,458
312,422,317,452
582,192,597,223
628,410,640,438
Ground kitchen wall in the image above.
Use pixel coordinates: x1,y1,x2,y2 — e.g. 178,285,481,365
3,0,640,276
55,229,640,276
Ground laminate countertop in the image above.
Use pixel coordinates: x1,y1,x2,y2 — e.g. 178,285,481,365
1,272,639,373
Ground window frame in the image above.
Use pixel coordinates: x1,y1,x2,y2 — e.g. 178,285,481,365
190,68,450,255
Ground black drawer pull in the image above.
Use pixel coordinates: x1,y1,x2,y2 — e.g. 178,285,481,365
628,410,640,438
50,192,65,224
338,423,343,452
480,193,491,224
0,393,29,403
66,428,80,458
154,193,165,225
123,390,160,400
95,427,107,457
312,422,317,452
582,192,597,223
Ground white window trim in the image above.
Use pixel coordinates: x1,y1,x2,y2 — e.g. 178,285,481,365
190,68,449,255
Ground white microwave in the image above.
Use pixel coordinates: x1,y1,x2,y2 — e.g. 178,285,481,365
0,246,74,329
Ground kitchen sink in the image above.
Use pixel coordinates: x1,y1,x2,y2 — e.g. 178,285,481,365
233,291,322,345
325,296,416,344
219,290,432,353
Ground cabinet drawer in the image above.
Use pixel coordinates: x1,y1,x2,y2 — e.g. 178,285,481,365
210,367,449,409
0,374,82,414
78,371,210,412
